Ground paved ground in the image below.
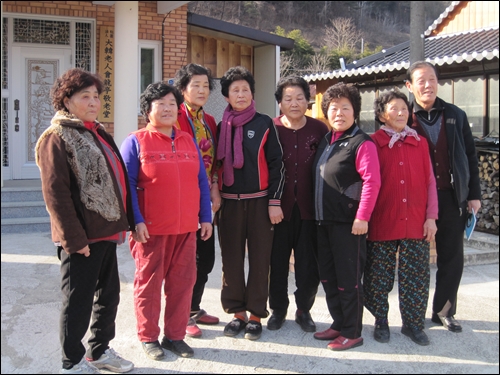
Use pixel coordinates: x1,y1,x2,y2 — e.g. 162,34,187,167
1,232,499,374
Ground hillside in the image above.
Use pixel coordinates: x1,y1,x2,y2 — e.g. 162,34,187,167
188,1,452,57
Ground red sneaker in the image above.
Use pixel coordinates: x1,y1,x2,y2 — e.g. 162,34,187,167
314,328,341,340
193,309,220,325
186,318,202,338
327,336,363,351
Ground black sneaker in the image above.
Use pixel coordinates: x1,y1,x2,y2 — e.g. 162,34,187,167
374,323,390,343
141,341,165,360
161,337,194,358
401,326,430,346
224,318,247,337
244,320,262,340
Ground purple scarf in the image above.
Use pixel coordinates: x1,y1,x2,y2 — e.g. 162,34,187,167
381,125,420,148
217,100,256,186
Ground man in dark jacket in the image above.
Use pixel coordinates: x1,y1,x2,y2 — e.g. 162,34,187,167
406,61,481,333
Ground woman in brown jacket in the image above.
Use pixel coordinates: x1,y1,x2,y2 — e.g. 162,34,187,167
35,68,135,374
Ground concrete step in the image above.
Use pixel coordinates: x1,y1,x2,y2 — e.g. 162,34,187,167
1,217,51,234
1,201,49,219
464,245,499,266
465,230,499,252
1,187,44,202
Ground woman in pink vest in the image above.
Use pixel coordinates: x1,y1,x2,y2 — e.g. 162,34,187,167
120,82,212,360
364,90,438,346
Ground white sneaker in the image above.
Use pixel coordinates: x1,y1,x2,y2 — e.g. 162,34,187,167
60,358,101,374
89,348,134,373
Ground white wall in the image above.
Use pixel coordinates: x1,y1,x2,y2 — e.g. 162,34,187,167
254,45,280,118
114,2,139,148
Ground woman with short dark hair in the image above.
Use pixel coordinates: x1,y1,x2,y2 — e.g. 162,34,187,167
217,66,285,341
173,63,221,338
120,81,212,360
312,82,381,351
36,68,135,373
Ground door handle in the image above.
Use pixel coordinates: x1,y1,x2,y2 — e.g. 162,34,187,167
14,99,19,132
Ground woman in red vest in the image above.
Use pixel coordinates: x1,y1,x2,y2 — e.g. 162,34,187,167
364,90,438,346
120,82,212,360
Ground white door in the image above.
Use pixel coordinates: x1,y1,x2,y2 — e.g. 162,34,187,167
11,47,71,179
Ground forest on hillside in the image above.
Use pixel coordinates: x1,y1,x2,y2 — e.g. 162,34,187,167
188,1,452,74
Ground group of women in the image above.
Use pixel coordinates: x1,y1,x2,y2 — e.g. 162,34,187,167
37,63,441,374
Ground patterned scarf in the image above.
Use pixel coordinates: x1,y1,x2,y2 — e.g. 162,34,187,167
381,125,420,148
216,100,256,186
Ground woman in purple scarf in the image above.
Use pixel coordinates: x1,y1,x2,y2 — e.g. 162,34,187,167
216,66,285,341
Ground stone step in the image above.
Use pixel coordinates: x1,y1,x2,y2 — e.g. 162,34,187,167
1,187,44,202
464,246,499,266
465,230,499,252
1,201,48,219
1,217,51,234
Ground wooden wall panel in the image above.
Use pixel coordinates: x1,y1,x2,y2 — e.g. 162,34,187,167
186,34,191,63
217,40,230,78
190,35,204,65
204,37,217,76
187,32,254,78
439,1,499,35
240,45,252,73
229,43,241,68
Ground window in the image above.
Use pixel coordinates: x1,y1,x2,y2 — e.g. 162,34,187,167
453,76,484,137
438,79,452,104
138,40,161,111
358,87,376,133
489,74,499,136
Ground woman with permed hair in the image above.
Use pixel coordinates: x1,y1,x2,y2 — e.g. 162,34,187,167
35,68,135,373
120,82,212,360
312,82,381,351
216,66,285,341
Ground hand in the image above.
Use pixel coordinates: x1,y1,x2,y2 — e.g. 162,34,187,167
133,222,150,243
200,222,213,241
76,245,90,257
211,185,222,213
351,219,368,235
269,206,284,225
423,218,437,242
468,199,481,215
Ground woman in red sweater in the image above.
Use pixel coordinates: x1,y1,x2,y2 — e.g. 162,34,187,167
364,90,438,346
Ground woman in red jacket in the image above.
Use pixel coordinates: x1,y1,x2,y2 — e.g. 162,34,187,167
364,90,438,346
173,64,221,339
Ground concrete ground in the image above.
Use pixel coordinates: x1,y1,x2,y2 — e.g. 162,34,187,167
1,232,499,374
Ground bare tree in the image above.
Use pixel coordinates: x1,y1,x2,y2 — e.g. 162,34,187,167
279,53,299,77
305,52,331,75
324,18,362,51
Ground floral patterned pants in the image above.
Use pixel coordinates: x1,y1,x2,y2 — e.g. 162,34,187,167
364,239,430,330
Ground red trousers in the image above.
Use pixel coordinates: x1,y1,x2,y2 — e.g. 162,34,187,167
130,232,196,342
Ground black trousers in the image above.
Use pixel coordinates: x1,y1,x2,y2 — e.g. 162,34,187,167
218,197,274,318
191,226,216,313
59,241,120,369
317,222,366,339
269,204,319,316
433,190,468,316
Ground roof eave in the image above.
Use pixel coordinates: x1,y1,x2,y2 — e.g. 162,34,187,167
187,12,294,51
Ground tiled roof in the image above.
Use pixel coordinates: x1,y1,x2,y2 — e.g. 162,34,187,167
424,1,463,36
304,26,499,82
